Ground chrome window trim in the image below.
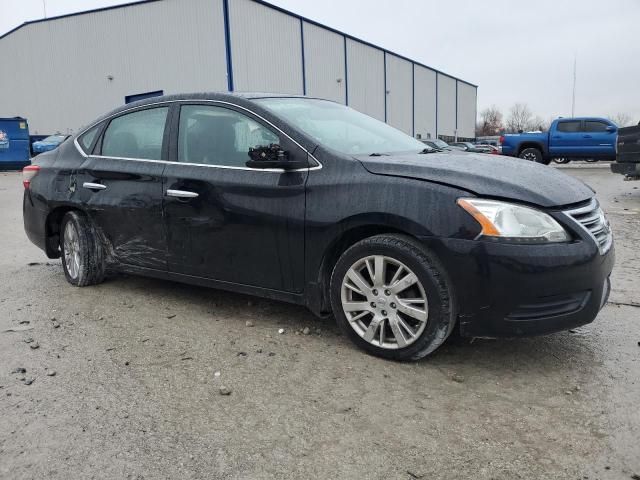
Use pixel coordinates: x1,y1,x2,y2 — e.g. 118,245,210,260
73,99,322,172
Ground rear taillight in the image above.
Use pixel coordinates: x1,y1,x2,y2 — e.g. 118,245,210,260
22,165,40,189
499,135,505,145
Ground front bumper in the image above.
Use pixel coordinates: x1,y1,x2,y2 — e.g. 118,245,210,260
420,236,615,338
611,162,640,177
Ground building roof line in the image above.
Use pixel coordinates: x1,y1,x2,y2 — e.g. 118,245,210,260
0,0,477,88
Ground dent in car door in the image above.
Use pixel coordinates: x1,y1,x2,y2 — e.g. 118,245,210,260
75,106,170,269
162,103,308,293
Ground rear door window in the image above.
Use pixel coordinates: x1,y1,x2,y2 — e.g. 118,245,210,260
101,107,169,160
556,121,581,133
583,121,610,132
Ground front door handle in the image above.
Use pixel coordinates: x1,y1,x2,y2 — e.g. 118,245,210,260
82,182,107,191
166,189,199,199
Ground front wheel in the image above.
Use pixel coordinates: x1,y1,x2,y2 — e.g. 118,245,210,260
60,211,105,287
330,235,456,361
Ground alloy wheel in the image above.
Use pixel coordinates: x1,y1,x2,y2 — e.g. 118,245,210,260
63,221,80,280
340,255,429,349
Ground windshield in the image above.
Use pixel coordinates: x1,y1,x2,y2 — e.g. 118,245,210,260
254,98,427,155
43,135,66,142
431,139,449,149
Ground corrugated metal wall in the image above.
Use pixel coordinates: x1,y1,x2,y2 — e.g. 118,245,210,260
302,22,346,104
437,74,457,138
345,39,385,121
0,0,476,138
229,0,303,94
385,54,413,135
0,0,227,134
457,81,477,139
414,66,437,139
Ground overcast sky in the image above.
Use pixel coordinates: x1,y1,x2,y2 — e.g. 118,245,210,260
3,0,640,123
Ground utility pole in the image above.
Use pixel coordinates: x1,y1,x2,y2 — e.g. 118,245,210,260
571,54,577,117
42,0,47,18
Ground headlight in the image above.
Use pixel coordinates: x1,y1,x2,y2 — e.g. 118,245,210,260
457,198,570,243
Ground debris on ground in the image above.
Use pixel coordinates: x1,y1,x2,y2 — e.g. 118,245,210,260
214,371,221,378
237,351,247,357
407,470,425,479
22,378,35,385
3,325,34,333
451,374,465,383
11,367,26,374
166,314,176,319
219,386,232,395
29,342,40,350
245,320,254,327
302,327,311,335
24,337,34,344
18,320,30,325
46,370,56,377
278,328,285,334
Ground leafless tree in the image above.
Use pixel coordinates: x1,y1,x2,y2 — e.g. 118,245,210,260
609,113,633,127
476,105,503,136
505,103,534,133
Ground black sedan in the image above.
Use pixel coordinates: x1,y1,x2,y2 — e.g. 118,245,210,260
22,93,614,361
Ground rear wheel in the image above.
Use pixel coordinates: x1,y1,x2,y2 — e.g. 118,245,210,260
552,157,570,164
519,147,548,164
330,235,456,361
60,211,105,287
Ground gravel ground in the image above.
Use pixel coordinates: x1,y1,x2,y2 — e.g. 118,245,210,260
0,166,638,480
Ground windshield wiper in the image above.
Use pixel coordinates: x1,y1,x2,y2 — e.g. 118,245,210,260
369,152,389,157
418,148,437,154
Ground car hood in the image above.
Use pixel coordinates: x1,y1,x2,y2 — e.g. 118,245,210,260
357,152,594,208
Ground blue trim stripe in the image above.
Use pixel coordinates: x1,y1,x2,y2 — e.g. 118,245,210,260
412,64,415,137
455,81,458,136
435,74,439,138
222,0,234,92
300,19,307,95
344,37,349,105
383,52,387,122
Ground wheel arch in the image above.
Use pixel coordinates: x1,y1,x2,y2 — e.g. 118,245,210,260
44,205,86,258
309,214,431,315
517,142,545,156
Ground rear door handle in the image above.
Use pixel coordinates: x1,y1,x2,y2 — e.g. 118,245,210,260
82,182,107,191
166,189,199,199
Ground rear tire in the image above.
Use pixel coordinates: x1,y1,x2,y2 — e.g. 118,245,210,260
519,147,548,164
329,234,456,361
552,157,570,164
60,211,105,287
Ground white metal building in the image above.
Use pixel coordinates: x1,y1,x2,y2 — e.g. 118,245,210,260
0,0,477,140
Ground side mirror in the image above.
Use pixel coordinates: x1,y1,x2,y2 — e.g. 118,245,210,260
606,125,616,132
246,144,308,170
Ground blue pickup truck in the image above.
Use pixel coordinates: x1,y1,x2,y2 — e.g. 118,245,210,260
500,117,618,165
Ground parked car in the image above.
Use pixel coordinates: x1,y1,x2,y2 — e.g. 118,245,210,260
611,123,640,179
23,92,614,361
500,117,617,165
32,134,70,155
473,144,500,154
449,141,482,152
421,138,455,151
0,116,30,170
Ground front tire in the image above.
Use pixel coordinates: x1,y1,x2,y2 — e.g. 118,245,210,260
330,235,456,361
60,211,105,287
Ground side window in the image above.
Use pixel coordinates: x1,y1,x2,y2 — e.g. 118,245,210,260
556,121,581,133
78,124,101,154
101,107,168,160
178,105,279,167
583,121,610,132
